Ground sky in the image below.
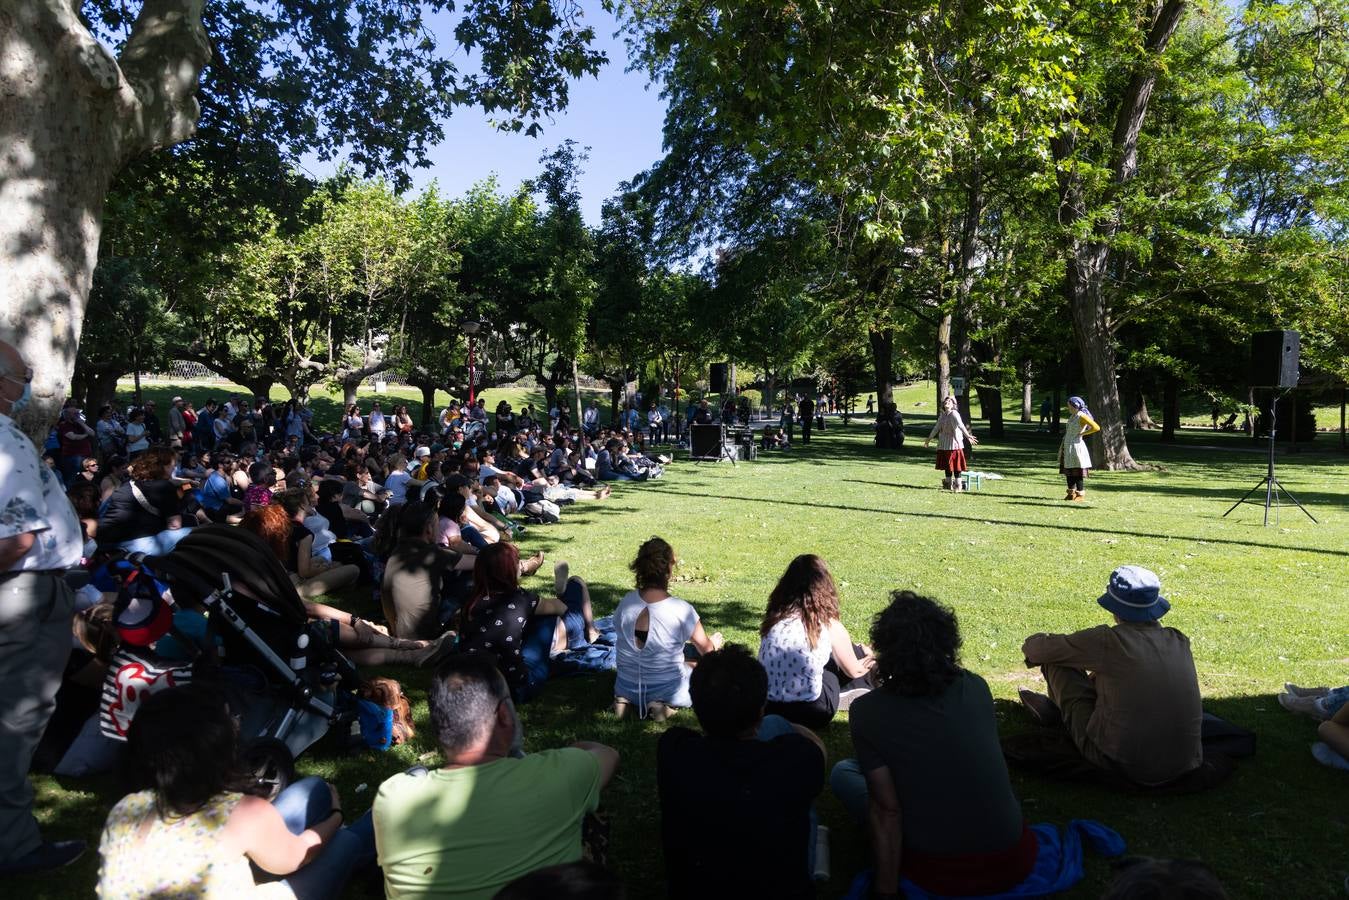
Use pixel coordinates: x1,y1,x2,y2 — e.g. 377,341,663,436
305,3,670,225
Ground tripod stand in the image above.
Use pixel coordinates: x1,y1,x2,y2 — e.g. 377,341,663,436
1223,390,1317,525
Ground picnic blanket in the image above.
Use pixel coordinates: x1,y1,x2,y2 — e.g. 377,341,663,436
843,819,1126,899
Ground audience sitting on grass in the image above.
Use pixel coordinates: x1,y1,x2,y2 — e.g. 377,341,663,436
98,684,376,899
759,554,875,729
95,447,191,556
658,644,826,900
372,655,619,899
613,537,724,721
382,501,471,640
272,489,361,599
1279,683,1349,771
458,544,599,703
831,591,1037,897
1019,565,1203,787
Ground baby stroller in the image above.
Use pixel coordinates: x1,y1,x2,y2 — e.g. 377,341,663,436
144,525,361,795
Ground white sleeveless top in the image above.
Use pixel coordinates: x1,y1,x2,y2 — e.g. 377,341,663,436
760,616,832,702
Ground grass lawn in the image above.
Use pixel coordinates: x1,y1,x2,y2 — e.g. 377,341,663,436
24,396,1349,899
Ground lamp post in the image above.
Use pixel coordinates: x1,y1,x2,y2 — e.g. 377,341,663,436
460,318,489,405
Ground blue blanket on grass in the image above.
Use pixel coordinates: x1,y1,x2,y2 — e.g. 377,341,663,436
844,819,1126,899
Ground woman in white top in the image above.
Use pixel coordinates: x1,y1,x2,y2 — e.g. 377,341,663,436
923,395,979,491
613,537,722,721
758,554,874,728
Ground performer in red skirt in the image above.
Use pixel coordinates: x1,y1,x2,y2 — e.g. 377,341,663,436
924,396,979,491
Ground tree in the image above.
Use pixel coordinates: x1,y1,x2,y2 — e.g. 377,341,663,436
1,0,605,437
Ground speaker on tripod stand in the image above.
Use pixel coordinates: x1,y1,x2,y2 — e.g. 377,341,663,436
1223,330,1317,525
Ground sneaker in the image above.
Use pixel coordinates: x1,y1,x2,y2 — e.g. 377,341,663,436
1279,692,1331,721
0,840,87,877
1311,742,1349,771
1285,683,1330,698
553,561,570,598
838,687,871,712
1018,689,1063,727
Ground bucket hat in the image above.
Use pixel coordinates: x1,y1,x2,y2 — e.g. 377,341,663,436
1097,565,1170,622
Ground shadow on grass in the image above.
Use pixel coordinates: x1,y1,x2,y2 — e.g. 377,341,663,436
633,484,1349,559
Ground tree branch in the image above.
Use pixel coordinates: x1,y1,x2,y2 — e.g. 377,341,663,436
117,0,211,156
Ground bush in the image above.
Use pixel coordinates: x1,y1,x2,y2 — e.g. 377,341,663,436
737,389,762,408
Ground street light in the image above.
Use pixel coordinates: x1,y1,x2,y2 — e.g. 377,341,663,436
460,318,490,404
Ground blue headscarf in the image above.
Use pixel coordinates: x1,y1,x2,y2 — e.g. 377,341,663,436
1067,396,1092,419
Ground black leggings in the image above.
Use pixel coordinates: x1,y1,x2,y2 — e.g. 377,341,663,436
1065,474,1084,491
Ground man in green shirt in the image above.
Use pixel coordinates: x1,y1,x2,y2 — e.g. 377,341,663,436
373,656,620,899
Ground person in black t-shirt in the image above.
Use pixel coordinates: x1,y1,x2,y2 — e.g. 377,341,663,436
657,645,825,900
96,448,190,555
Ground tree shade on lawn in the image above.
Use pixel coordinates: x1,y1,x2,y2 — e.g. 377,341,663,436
20,414,1349,898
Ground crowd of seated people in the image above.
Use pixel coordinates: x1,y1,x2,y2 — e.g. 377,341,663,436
3,381,1304,897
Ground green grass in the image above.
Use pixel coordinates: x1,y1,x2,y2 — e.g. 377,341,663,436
25,398,1349,898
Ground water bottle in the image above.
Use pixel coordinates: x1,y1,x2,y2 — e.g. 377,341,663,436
813,825,830,882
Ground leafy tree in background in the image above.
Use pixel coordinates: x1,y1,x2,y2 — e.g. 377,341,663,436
1,0,605,438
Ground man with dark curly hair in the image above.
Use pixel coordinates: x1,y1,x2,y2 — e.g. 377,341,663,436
830,591,1036,898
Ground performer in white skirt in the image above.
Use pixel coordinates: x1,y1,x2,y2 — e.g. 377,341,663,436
1059,396,1101,501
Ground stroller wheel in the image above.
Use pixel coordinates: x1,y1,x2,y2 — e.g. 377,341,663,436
241,738,296,800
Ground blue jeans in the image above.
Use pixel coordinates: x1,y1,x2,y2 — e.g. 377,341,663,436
1320,687,1349,717
115,527,192,557
830,758,869,825
459,523,490,550
272,775,376,900
757,714,820,875
517,578,589,702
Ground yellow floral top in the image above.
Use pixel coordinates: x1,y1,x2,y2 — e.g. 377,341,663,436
97,790,294,899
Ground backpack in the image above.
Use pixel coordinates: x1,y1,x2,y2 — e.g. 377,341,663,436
523,499,561,524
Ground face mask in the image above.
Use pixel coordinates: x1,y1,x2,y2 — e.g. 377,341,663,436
8,380,32,415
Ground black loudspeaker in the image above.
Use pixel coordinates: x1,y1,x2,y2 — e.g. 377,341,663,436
709,363,729,394
1250,330,1299,388
690,424,724,459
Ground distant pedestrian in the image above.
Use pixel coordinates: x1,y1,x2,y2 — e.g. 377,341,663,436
798,395,814,445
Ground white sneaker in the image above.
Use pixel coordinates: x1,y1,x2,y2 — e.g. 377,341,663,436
1311,742,1349,771
838,687,871,712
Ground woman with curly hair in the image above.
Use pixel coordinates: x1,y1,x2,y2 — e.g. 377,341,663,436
758,555,875,728
612,537,723,721
829,592,1035,898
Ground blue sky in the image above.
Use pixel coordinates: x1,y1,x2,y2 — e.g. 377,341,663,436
307,3,669,224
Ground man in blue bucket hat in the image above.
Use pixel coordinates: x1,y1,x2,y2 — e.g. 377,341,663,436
1019,565,1203,786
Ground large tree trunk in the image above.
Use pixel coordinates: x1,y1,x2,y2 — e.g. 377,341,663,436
1021,374,1033,423
1,0,209,441
868,328,895,406
416,382,437,426
1054,0,1184,471
936,313,952,407
975,385,1005,439
1161,376,1179,442
571,358,582,430
242,378,274,402
1066,257,1137,468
